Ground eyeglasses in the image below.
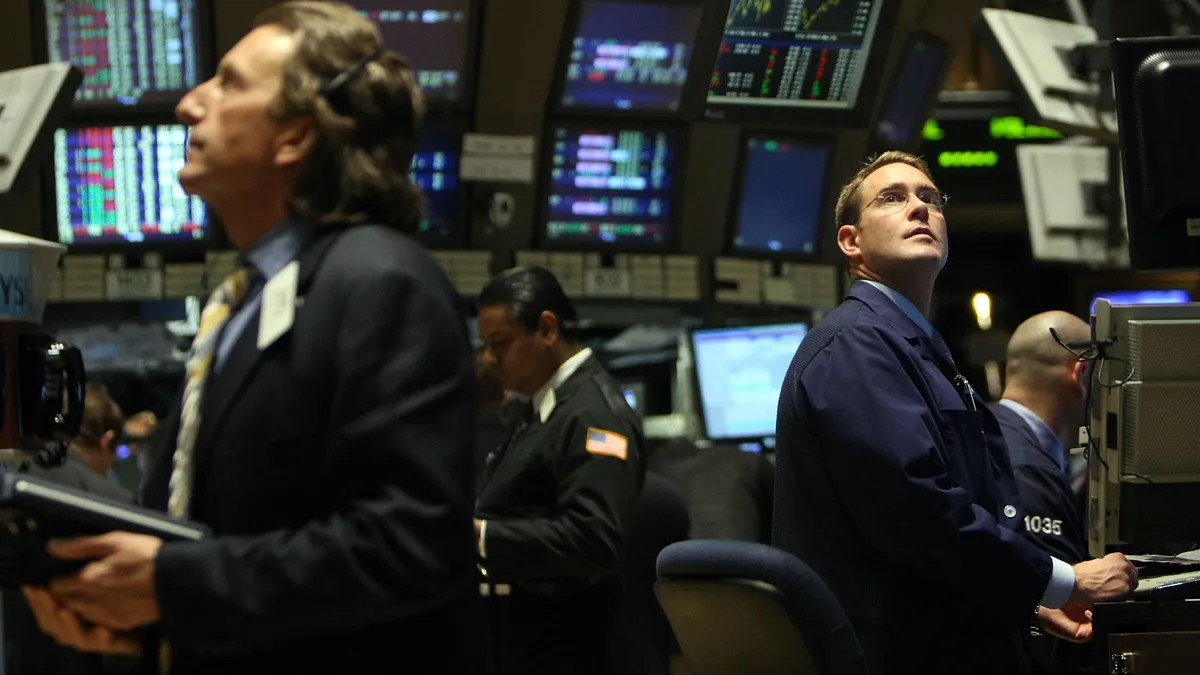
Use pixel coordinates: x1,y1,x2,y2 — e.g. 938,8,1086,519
866,190,950,214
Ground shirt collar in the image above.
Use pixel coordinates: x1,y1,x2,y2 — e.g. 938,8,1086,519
532,347,593,423
999,398,1067,472
860,280,933,337
244,218,312,281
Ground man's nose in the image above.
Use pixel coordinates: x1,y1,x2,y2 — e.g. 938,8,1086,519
176,83,208,125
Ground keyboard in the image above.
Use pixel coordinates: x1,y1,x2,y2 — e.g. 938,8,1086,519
1134,569,1200,600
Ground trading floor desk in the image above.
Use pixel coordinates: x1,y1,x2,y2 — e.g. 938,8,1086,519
1093,599,1200,674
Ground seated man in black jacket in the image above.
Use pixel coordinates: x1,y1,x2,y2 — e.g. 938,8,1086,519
992,311,1092,674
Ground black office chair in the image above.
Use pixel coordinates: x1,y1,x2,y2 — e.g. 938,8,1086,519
655,540,868,675
609,471,691,675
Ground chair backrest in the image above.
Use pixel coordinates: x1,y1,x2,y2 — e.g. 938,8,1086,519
654,540,868,675
609,471,691,675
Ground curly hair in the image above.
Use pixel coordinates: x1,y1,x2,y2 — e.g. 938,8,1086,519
253,1,426,231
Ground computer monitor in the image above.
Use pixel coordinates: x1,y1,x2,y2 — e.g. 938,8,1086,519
33,0,211,111
346,0,477,108
1015,144,1128,266
979,8,1115,139
1089,290,1191,314
728,133,832,258
690,322,808,441
553,0,706,115
704,0,891,126
50,123,207,248
1112,36,1200,272
1088,299,1200,554
411,120,467,247
872,30,951,151
539,122,684,249
620,380,647,418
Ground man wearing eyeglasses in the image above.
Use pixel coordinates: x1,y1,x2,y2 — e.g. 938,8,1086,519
772,151,1137,675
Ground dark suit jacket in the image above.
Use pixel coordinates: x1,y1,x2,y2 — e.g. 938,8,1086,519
647,441,773,543
992,402,1089,675
4,454,137,675
774,281,1053,675
141,223,484,675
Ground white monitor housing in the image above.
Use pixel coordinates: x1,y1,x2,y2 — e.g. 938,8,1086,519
1088,299,1200,556
980,8,1116,141
0,62,81,195
1017,144,1128,267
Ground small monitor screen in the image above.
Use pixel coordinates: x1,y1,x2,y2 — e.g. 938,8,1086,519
691,322,808,440
874,31,950,148
411,123,464,245
559,0,705,113
347,0,473,105
731,135,830,256
42,0,205,108
53,125,207,246
543,124,681,247
707,0,884,110
620,380,646,418
1091,290,1192,314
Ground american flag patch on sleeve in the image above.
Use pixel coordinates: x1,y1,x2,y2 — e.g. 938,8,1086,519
584,427,628,460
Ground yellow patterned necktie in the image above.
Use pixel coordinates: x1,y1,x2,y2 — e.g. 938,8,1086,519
167,265,256,518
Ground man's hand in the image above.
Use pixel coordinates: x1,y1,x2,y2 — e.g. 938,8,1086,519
1039,603,1093,643
1070,552,1138,606
44,532,164,631
21,587,141,654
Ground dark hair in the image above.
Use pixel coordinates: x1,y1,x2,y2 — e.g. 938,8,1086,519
76,384,125,447
835,150,934,228
477,266,581,341
254,1,425,230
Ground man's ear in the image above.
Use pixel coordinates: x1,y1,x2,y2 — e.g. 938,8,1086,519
537,310,559,346
837,224,861,260
1072,360,1090,393
275,117,316,170
100,429,118,455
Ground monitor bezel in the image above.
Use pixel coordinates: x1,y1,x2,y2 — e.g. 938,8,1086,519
547,0,714,121
724,128,836,262
699,0,902,129
41,112,214,255
687,320,809,443
1111,35,1200,272
413,114,472,249
869,28,954,153
535,118,689,253
29,0,217,119
344,0,484,113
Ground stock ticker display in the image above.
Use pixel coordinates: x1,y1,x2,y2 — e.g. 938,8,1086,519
559,0,705,112
43,0,203,107
544,125,679,247
347,0,473,104
53,125,207,246
732,136,829,256
708,0,883,109
410,125,463,245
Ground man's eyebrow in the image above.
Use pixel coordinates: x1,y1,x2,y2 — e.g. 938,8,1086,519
875,181,939,193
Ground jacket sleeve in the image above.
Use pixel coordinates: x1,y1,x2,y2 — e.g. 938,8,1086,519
482,408,643,581
799,324,1054,621
153,263,477,654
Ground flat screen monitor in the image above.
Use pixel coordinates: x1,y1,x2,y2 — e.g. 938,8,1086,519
36,0,208,110
346,0,475,106
540,123,683,249
411,121,466,247
872,30,951,150
691,322,808,441
620,380,647,418
705,0,886,122
51,124,207,247
729,134,831,257
1090,290,1192,314
1112,36,1200,272
556,0,705,114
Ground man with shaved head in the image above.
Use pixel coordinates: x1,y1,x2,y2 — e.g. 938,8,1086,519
994,312,1092,675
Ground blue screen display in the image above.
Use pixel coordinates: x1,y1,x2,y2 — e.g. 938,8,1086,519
1091,289,1192,314
410,123,464,245
692,322,808,440
559,1,704,113
731,136,830,255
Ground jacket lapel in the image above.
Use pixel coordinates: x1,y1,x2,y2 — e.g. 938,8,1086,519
188,225,349,493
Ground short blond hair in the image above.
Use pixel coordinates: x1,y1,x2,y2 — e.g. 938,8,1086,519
834,151,934,229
